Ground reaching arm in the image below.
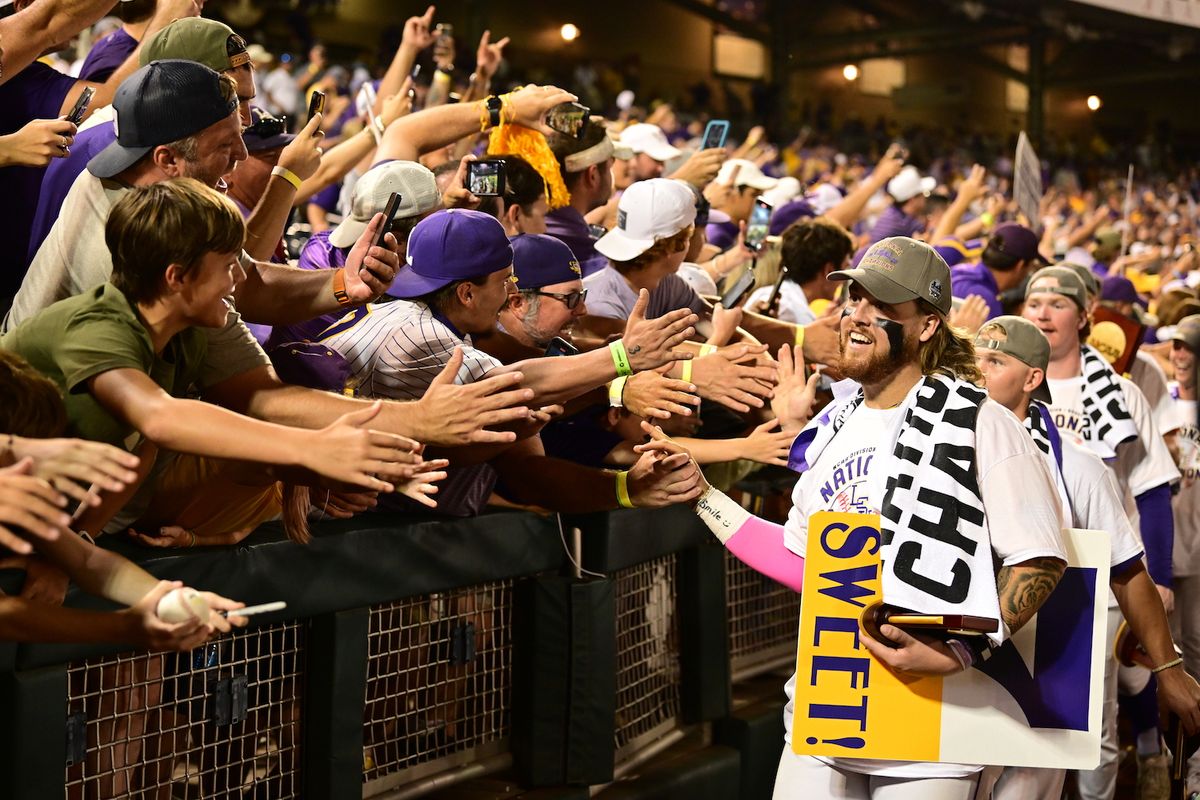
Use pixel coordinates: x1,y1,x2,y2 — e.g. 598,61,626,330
0,0,122,84
929,164,987,244
1112,560,1200,733
823,151,905,230
995,555,1066,634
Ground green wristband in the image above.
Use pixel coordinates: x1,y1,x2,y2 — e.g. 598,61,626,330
609,340,633,377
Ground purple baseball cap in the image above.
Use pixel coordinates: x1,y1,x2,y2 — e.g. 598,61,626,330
511,234,582,290
989,222,1045,264
769,197,815,236
387,209,513,299
1100,275,1144,306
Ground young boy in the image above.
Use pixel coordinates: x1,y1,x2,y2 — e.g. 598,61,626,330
1,178,437,534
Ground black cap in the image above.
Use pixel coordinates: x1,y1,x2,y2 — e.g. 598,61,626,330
88,60,238,179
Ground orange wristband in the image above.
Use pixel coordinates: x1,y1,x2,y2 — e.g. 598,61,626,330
332,268,352,306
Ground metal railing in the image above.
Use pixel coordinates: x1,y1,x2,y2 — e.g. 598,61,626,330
362,580,514,797
63,620,305,799
724,552,801,682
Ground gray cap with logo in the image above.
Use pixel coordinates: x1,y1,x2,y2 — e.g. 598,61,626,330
975,315,1053,403
829,236,952,315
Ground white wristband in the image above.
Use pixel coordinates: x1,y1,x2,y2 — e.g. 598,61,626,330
694,485,751,544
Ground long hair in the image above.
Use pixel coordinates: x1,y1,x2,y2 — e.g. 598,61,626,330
917,301,983,383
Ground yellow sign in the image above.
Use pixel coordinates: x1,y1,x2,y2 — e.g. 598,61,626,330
791,512,942,759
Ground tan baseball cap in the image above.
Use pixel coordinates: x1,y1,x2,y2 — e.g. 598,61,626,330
1026,266,1088,310
1061,261,1100,299
1172,314,1200,352
975,315,1053,403
829,236,952,315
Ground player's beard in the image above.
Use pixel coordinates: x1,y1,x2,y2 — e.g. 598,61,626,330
839,322,918,386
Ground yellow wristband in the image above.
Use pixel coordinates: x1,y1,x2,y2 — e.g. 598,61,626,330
609,340,632,377
271,166,302,190
680,358,693,384
794,324,805,353
699,343,717,357
980,211,995,230
615,470,634,509
608,376,628,408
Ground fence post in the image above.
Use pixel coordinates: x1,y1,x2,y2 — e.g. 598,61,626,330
0,661,68,799
305,607,370,799
678,542,731,724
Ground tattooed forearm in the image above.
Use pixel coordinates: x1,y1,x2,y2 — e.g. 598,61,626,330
996,556,1066,633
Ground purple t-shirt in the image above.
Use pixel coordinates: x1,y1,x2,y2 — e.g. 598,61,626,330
544,206,607,276
308,182,341,213
28,120,116,267
705,220,738,251
78,28,137,82
950,261,1003,319
265,230,348,349
0,62,76,299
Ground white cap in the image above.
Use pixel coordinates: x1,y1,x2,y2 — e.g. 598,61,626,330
329,161,440,249
806,183,844,216
619,123,682,162
246,43,273,64
761,176,802,207
717,158,779,191
595,178,695,262
887,165,936,202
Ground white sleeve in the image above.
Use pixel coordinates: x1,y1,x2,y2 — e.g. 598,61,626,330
976,401,1067,566
1117,377,1182,497
783,472,811,559
1134,352,1182,435
1062,438,1144,567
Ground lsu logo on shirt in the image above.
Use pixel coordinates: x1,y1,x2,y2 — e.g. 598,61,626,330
818,448,874,514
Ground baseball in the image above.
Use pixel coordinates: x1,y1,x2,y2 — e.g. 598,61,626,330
155,588,210,624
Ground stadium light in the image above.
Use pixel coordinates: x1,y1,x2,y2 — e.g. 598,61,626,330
843,64,859,81
561,23,580,41
1087,94,1102,111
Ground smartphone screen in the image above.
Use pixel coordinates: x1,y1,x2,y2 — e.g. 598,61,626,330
745,199,772,252
701,119,729,150
546,102,590,138
308,90,326,119
372,192,403,249
545,337,579,357
468,159,504,196
720,269,756,309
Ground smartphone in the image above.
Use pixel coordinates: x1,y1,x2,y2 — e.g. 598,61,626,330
373,192,403,249
407,64,422,111
307,89,326,119
546,102,590,139
701,119,729,150
745,198,772,252
545,336,579,357
764,265,788,315
65,86,95,126
467,158,505,197
720,268,756,309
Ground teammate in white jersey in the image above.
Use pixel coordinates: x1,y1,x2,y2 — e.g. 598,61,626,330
972,315,1200,800
650,237,1068,799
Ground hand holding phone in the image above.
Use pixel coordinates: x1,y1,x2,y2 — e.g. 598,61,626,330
546,102,590,139
720,268,756,309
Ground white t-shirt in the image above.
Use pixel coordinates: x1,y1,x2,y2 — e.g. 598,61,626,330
1130,351,1185,436
781,394,1065,779
1171,396,1200,577
746,279,816,326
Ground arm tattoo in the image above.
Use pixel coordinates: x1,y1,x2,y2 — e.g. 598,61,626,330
996,556,1066,634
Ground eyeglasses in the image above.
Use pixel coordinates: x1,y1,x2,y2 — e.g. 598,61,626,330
533,288,588,310
244,114,288,138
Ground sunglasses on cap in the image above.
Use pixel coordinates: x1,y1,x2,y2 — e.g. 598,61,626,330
244,113,287,138
532,288,588,310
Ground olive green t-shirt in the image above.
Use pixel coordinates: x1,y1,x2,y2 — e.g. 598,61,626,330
1,282,207,450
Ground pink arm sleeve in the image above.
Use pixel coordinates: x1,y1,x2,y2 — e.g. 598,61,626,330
725,518,806,592
695,487,805,592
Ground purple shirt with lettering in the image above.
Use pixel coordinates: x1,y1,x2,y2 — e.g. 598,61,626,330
78,28,137,82
0,62,76,299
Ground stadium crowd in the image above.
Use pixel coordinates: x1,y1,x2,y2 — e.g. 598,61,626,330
2,0,1200,797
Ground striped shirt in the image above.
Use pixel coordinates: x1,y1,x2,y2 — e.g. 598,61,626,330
316,299,502,517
